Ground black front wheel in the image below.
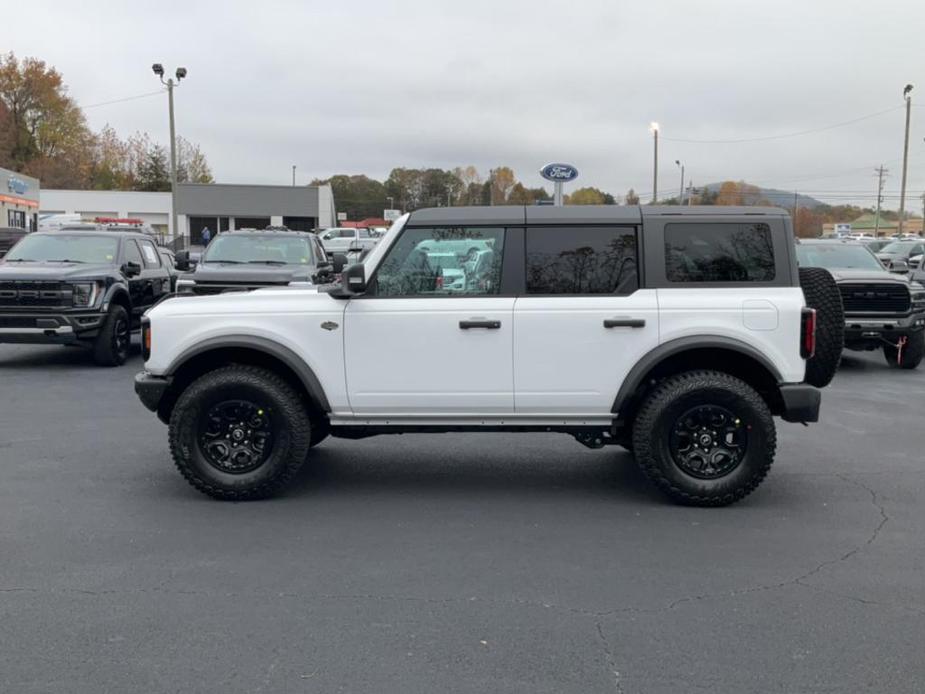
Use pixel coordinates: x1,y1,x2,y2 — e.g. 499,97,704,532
168,365,312,500
883,331,924,370
92,304,130,366
632,370,776,507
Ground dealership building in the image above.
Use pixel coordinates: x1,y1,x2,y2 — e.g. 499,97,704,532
40,182,337,244
1,166,40,231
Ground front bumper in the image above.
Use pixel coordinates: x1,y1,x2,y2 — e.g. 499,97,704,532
779,384,821,423
135,371,172,413
0,310,108,344
844,311,925,347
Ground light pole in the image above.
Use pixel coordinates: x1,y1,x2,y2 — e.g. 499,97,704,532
649,123,660,203
152,63,187,244
898,84,913,235
675,159,685,206
292,165,296,186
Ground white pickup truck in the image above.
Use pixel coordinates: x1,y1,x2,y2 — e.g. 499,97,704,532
135,206,842,506
316,227,378,254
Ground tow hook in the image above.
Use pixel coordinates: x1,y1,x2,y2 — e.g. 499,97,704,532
575,432,606,449
880,335,908,366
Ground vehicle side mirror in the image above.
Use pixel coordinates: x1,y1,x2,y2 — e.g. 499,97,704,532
329,262,367,299
332,253,349,274
124,261,142,277
890,259,910,274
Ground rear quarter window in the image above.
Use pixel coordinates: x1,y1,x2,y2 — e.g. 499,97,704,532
665,222,775,282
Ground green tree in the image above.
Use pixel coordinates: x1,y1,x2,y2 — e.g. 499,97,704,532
508,182,534,205
136,144,170,192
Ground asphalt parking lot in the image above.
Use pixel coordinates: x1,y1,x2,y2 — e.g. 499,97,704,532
1,343,923,694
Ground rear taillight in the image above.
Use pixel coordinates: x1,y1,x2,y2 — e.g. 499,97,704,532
800,308,816,359
141,316,151,361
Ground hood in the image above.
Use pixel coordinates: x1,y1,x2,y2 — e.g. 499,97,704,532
149,284,331,319
827,268,909,284
191,262,315,284
876,252,906,261
0,261,116,281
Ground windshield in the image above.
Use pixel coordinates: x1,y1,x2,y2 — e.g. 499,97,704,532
4,234,120,263
202,235,314,264
796,243,883,271
879,241,916,254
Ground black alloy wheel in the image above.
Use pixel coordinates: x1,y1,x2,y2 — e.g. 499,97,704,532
669,405,747,480
198,400,276,474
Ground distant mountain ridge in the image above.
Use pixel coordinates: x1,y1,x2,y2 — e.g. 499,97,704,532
701,182,823,209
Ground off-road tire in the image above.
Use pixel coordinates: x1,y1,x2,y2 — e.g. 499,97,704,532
883,330,924,370
799,267,844,387
92,304,130,366
168,365,311,500
632,370,777,507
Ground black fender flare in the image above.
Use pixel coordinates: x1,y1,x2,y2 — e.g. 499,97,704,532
612,336,784,415
164,334,331,412
102,283,131,311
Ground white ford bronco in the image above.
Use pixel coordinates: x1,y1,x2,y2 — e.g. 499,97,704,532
135,206,839,506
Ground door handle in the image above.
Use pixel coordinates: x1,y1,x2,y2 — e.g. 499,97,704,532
603,318,646,329
459,320,501,330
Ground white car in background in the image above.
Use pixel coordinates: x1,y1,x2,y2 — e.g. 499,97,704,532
317,227,378,254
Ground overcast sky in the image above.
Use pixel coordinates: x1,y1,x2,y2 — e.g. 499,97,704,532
3,0,924,209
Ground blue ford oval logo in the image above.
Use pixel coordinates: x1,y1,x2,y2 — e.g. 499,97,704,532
540,163,579,182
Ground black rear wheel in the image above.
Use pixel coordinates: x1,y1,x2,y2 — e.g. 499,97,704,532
169,365,311,500
632,370,776,507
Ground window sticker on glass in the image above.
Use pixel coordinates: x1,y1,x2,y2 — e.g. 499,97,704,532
142,245,158,264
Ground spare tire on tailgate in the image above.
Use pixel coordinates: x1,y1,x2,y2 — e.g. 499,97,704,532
799,267,844,388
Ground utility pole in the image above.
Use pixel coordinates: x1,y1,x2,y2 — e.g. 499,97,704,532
687,181,693,206
873,165,888,237
675,160,684,206
489,169,495,206
650,123,659,203
152,64,187,244
898,84,913,234
292,165,296,186
793,191,799,234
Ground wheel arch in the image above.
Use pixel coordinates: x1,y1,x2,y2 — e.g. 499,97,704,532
157,335,331,423
613,337,786,419
104,285,131,311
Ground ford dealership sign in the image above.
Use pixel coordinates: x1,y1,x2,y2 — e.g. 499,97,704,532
7,176,28,195
539,163,579,183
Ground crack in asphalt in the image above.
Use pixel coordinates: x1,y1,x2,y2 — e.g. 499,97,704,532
595,621,624,694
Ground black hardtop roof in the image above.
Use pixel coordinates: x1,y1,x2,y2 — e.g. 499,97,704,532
407,205,790,226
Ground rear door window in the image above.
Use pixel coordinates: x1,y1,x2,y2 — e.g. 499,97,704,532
665,223,775,282
525,226,638,294
139,240,162,268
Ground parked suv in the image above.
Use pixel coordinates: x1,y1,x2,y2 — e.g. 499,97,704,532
135,206,839,506
797,239,925,369
0,227,171,365
317,227,378,254
175,229,338,295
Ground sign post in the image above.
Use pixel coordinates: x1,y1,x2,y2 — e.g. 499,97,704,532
539,163,579,206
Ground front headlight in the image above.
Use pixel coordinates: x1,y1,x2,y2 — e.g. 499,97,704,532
176,278,196,294
71,282,99,307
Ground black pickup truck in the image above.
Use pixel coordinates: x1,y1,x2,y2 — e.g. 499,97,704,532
0,227,172,366
175,228,342,295
797,239,925,369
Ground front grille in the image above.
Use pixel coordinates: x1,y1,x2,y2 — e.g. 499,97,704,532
0,316,36,328
838,283,910,314
0,281,72,307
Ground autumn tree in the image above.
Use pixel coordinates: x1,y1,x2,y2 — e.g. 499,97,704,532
489,166,516,205
508,182,534,205
567,187,608,205
0,52,94,186
176,136,214,184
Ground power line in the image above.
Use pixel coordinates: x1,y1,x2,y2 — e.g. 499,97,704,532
81,90,164,110
661,105,905,144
